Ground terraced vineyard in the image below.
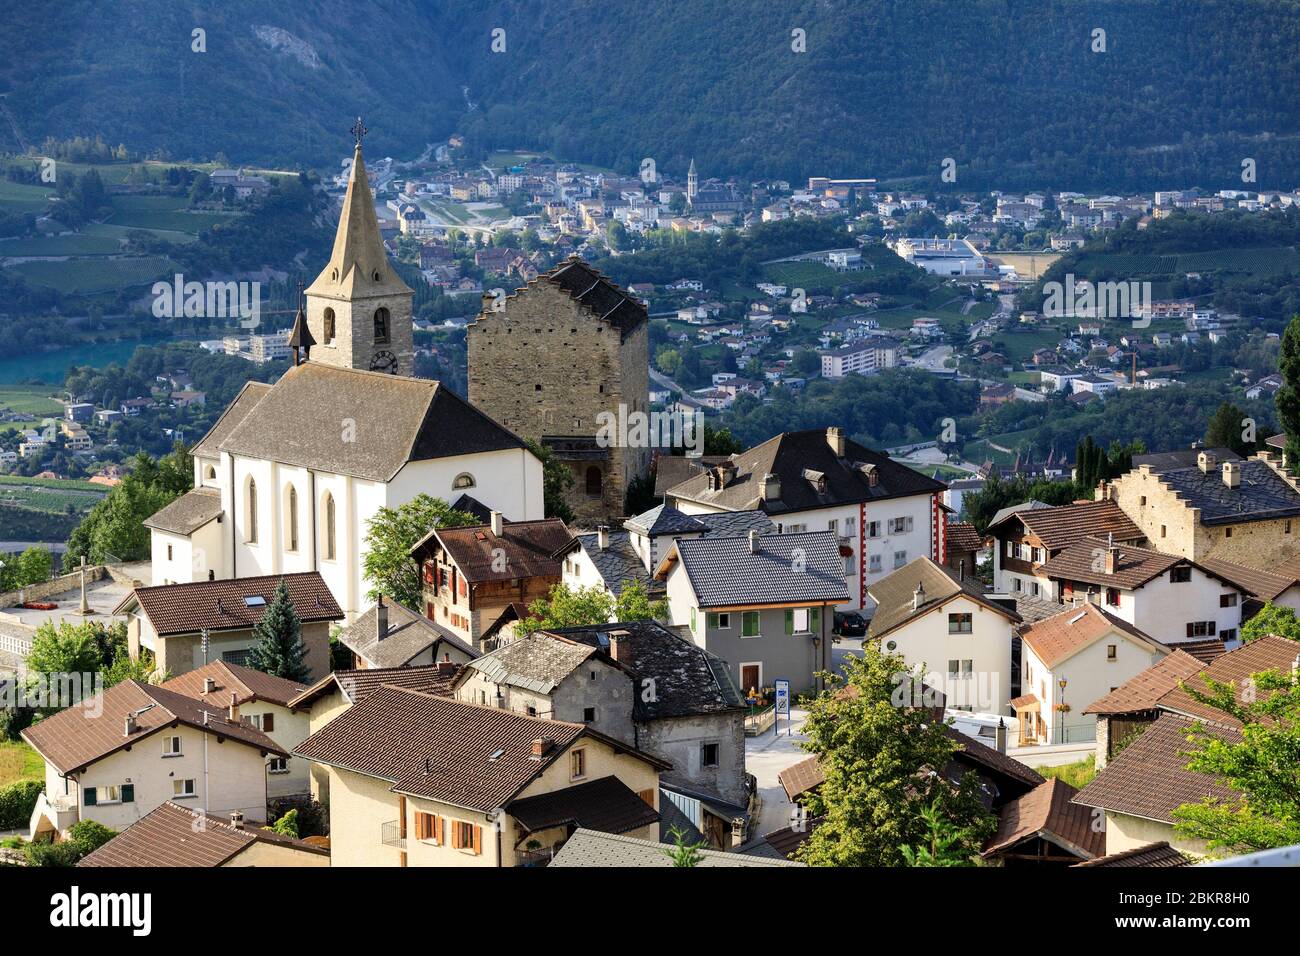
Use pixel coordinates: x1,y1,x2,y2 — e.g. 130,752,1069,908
0,234,123,256
8,254,178,293
1074,246,1300,278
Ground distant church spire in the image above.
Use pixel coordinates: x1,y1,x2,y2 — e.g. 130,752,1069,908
687,158,698,202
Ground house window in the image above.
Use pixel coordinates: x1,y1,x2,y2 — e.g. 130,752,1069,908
893,550,907,569
827,519,838,534
570,748,586,780
246,477,258,544
1187,621,1217,637
948,612,972,634
173,779,197,799
1107,644,1118,660
286,485,299,552
373,307,391,344
414,812,442,844
585,466,602,498
888,517,913,534
166,544,173,561
1287,521,1294,534
583,707,596,723
845,517,856,534
741,611,760,638
787,607,811,633
452,820,481,854
866,521,881,538
1160,525,1167,538
948,659,960,678
100,785,123,804
268,757,288,774
1106,587,1121,607
248,713,275,732
690,606,697,633
708,612,731,629
700,742,719,768
1140,496,1147,506
1224,527,1233,538
323,308,335,344
868,554,882,573
1221,628,1238,641
1170,566,1191,583
453,473,475,490
1220,593,1238,607
323,491,337,561
162,735,182,757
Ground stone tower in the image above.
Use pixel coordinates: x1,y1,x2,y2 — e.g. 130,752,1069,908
687,158,698,203
304,122,413,376
467,256,650,526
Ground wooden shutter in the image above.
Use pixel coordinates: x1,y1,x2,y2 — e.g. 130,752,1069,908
1187,622,1195,638
262,713,275,732
638,788,656,807
121,784,135,803
451,822,463,849
436,815,445,845
471,825,482,855
83,787,97,806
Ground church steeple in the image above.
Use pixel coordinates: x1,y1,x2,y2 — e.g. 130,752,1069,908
687,158,698,203
303,118,414,376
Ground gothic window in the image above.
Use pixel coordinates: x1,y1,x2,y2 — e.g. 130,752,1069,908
374,307,390,344
323,308,336,345
246,477,258,544
323,492,337,561
453,473,476,490
286,485,299,552
585,466,602,498
203,464,216,481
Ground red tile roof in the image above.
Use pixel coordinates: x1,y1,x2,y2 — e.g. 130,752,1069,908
983,778,1105,860
413,518,571,583
160,660,309,708
998,499,1142,551
1155,634,1300,727
1084,650,1204,715
122,572,342,636
1019,603,1161,669
1073,841,1191,868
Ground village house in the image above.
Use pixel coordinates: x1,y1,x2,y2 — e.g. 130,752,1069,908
622,504,773,577
558,525,667,607
980,779,1105,866
335,596,478,670
1082,648,1206,769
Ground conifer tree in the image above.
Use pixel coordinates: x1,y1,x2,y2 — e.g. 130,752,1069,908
246,579,310,682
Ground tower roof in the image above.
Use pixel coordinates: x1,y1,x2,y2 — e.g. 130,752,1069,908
305,142,412,301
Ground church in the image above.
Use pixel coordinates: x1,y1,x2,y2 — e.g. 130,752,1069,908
143,124,545,620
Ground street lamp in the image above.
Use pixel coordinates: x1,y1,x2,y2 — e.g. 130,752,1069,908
1057,677,1068,744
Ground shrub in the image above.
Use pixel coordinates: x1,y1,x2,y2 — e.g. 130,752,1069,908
266,808,299,839
23,839,82,868
0,779,43,830
68,819,115,855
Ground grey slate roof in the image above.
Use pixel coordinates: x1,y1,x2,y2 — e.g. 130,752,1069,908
142,486,223,535
338,599,476,668
572,529,664,598
867,556,1020,641
217,362,527,481
549,828,804,867
1156,458,1300,526
462,632,598,694
665,531,849,608
986,499,1052,533
1132,447,1239,473
653,455,730,497
191,380,272,460
625,504,775,538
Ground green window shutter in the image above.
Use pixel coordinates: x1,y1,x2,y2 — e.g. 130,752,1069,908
743,612,760,637
690,606,697,632
83,787,97,806
784,610,794,635
811,608,821,631
121,784,135,803
706,612,718,629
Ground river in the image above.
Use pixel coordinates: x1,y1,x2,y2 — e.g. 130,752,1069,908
0,337,182,384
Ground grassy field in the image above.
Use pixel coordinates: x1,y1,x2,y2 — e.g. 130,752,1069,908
104,196,234,235
0,385,62,416
0,234,122,257
9,255,178,293
81,221,198,245
991,329,1065,364
0,741,43,787
0,178,53,214
1036,754,1097,789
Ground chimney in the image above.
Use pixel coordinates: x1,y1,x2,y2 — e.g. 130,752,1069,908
748,529,760,553
530,737,555,760
202,676,216,694
229,811,244,830
912,581,926,610
1104,532,1119,574
995,718,1008,755
760,472,781,502
608,629,631,663
1198,450,1217,474
1222,461,1241,489
490,510,504,536
124,715,137,737
437,652,455,676
827,426,846,457
228,692,240,722
376,593,388,642
596,526,610,550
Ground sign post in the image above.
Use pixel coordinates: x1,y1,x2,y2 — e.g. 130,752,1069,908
774,678,791,737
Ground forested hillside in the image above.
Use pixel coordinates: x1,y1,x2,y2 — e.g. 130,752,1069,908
2,0,1298,189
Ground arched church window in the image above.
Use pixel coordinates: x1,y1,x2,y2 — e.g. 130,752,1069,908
246,477,258,544
373,270,382,282
323,492,337,561
323,308,336,345
585,466,603,498
286,485,299,552
204,464,216,481
374,307,390,344
453,473,475,490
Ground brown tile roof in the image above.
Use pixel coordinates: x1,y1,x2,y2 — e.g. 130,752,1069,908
1200,557,1298,601
191,380,272,460
1019,602,1162,669
946,520,983,554
999,499,1142,551
77,801,328,867
217,362,527,482
1072,841,1191,868
1072,713,1240,824
982,778,1105,860
1010,693,1039,708
867,556,1019,642
759,817,822,859
23,680,286,775
161,660,309,708
507,775,659,836
1084,650,1204,715
121,572,342,636
416,518,570,583
944,725,1045,792
1177,638,1228,664
1037,536,1183,590
288,662,462,710
337,598,476,669
778,755,824,802
1155,634,1300,727
293,684,667,812
142,487,222,535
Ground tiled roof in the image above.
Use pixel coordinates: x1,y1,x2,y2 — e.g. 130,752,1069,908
417,518,570,583
665,429,944,514
866,556,1018,642
1037,536,1182,590
1019,603,1161,669
545,620,745,719
550,828,803,867
450,493,494,523
78,802,327,867
337,598,476,669
463,632,599,695
1200,557,1297,601
1073,841,1191,868
121,572,342,636
986,499,1053,532
944,725,1044,791
1176,638,1228,664
507,775,659,836
778,755,824,802
1154,457,1300,526
24,680,285,775
191,380,271,460
537,257,647,339
288,663,461,710
160,660,309,708
1131,448,1239,473
625,504,774,538
1072,713,1240,824
218,362,527,482
1084,650,1204,715
664,531,849,609
652,455,730,497
946,520,983,554
142,487,222,535
294,684,667,811
570,529,663,598
982,779,1105,860
1155,634,1300,727
1012,499,1143,551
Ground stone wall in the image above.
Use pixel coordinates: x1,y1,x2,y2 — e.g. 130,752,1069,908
0,564,107,609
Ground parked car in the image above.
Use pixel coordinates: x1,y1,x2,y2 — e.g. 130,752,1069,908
833,611,866,637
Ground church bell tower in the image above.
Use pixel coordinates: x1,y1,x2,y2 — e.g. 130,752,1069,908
304,118,414,376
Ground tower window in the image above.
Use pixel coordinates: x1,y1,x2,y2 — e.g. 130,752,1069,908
287,485,299,552
323,308,335,345
373,307,390,344
585,466,603,498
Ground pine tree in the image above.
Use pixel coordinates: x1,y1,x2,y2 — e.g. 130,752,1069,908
246,579,310,682
1276,314,1300,466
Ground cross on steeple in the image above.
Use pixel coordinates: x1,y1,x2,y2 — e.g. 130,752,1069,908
350,116,368,147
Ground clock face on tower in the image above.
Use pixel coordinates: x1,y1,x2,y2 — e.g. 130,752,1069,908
370,350,397,373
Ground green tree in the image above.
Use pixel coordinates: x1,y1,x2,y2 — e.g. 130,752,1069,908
521,583,615,633
1240,601,1300,643
900,801,982,866
524,439,575,524
66,445,193,563
245,579,310,682
1204,401,1253,457
362,494,477,607
794,645,995,867
266,808,300,838
1276,313,1300,466
664,826,706,866
26,621,102,677
1171,664,1300,854
612,579,667,622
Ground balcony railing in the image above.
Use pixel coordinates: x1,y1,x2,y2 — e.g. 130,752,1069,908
380,821,406,849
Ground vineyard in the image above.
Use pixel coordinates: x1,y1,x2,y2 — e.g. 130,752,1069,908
8,255,178,293
1074,245,1300,278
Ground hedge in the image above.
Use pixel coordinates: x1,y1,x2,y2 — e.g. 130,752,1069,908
0,779,43,830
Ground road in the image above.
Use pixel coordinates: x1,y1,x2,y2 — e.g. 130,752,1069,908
910,344,952,371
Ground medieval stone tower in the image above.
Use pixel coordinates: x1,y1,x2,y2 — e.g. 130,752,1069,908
303,123,414,376
467,256,650,526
